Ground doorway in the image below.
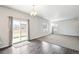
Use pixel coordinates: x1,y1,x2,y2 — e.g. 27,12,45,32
12,18,29,44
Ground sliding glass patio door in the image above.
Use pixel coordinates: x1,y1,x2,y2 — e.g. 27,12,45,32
12,19,28,44
20,20,28,41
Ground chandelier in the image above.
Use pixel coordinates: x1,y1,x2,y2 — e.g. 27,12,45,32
30,5,38,16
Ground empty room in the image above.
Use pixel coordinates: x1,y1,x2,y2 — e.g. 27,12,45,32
0,5,79,54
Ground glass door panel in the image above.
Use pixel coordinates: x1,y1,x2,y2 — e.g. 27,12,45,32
20,21,28,41
12,19,28,44
13,20,20,43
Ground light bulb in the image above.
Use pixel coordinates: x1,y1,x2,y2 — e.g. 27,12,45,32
30,11,37,16
30,11,34,16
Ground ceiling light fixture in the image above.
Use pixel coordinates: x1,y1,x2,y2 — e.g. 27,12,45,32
30,0,38,16
30,5,38,16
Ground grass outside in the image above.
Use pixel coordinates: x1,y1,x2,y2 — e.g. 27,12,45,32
13,29,28,43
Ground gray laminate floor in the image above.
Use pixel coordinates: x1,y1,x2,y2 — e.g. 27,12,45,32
0,38,79,54
38,34,79,51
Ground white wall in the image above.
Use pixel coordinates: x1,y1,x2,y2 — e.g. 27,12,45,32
52,18,79,36
0,7,50,48
30,16,51,39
